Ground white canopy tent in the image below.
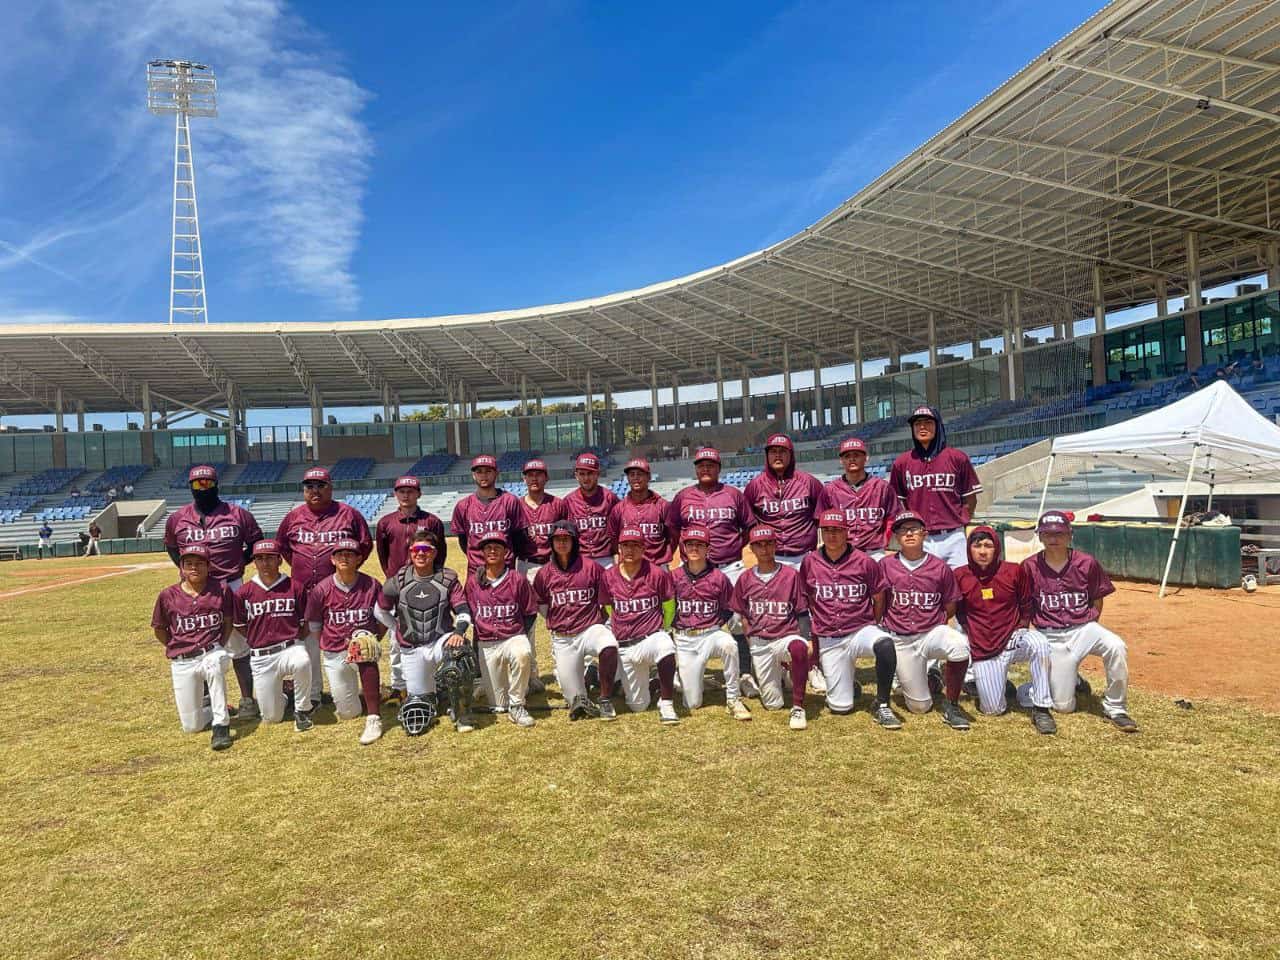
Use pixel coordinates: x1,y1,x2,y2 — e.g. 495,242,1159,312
1035,381,1280,597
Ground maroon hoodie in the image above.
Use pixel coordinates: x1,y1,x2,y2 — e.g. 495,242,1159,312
953,525,1029,661
743,436,823,556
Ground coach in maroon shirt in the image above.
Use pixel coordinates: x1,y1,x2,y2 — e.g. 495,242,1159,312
817,437,898,559
563,451,619,567
743,433,823,565
276,467,374,592
451,454,529,578
606,457,673,566
889,406,981,568
376,475,446,579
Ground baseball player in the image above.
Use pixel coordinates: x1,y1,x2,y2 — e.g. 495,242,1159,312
37,521,53,558
671,525,750,720
232,539,314,731
531,521,620,721
150,543,235,750
1021,512,1138,732
816,437,898,560
375,529,478,734
516,458,565,694
303,538,386,745
563,451,618,568
606,457,673,567
889,406,981,567
602,526,680,723
800,511,901,728
375,474,446,704
276,466,374,708
953,525,1056,734
450,454,529,578
878,512,971,730
464,531,537,728
164,464,265,719
730,525,811,730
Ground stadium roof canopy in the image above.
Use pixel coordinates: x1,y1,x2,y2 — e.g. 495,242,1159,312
2,0,1279,416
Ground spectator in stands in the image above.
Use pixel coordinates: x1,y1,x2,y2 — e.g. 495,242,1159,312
1250,351,1264,372
123,482,135,499
70,488,80,499
107,486,118,502
85,521,102,557
38,521,54,558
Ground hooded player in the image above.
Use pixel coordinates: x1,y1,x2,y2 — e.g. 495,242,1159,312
889,406,982,567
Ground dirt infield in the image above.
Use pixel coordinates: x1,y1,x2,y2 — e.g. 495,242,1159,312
0,559,169,600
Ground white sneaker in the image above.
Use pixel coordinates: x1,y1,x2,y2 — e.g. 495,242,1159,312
727,698,752,721
454,713,476,734
740,673,761,700
789,706,807,731
359,714,382,745
657,699,680,725
236,697,260,720
598,699,617,721
807,667,827,695
509,704,535,728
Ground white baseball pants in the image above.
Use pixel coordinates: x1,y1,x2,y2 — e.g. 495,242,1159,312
551,624,618,705
776,555,804,569
864,549,886,562
398,641,454,698
818,624,894,713
1027,622,1129,717
890,624,970,713
674,628,740,708
170,645,231,733
321,651,366,721
924,528,968,568
250,644,314,723
748,634,806,710
718,559,746,585
617,630,677,711
304,633,323,703
477,634,533,710
971,629,1051,715
522,563,545,677
223,578,250,660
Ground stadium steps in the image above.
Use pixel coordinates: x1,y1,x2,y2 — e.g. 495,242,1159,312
986,466,1158,519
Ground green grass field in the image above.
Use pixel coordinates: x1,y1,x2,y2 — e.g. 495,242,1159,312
3,554,1278,959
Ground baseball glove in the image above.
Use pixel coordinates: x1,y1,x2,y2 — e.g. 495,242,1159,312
345,629,381,664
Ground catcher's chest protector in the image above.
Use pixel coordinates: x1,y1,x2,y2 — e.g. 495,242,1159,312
394,568,459,646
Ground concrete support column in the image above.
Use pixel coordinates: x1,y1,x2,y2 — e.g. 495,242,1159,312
741,365,751,423
1185,230,1204,370
309,388,322,462
603,382,613,446
1092,263,1106,333
782,343,792,431
140,382,152,432
520,374,529,416
584,371,594,448
1155,276,1169,317
381,384,393,424
671,374,680,431
77,399,86,434
927,314,938,367
971,337,983,360
649,364,659,432
393,392,401,423
812,352,823,428
1008,290,1023,398
55,388,65,433
1265,241,1280,290
446,381,455,420
227,393,239,466
715,355,725,425
853,331,863,425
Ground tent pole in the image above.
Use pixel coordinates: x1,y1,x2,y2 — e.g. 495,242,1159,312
1205,452,1215,512
1036,454,1056,518
1159,445,1199,599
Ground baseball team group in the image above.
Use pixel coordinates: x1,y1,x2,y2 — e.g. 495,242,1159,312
151,404,1139,751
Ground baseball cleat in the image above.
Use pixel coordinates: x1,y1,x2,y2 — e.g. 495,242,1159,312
657,699,680,725
941,700,970,731
739,673,761,700
359,714,383,745
1109,712,1140,733
727,698,752,721
851,681,863,703
527,675,546,695
1005,679,1018,704
509,704,535,728
235,697,260,721
598,699,617,721
807,667,827,695
1031,707,1057,735
210,724,232,751
961,679,979,698
1075,675,1092,699
568,695,599,721
584,663,600,691
294,708,314,733
788,706,808,730
927,666,943,697
873,702,903,730
320,691,335,707
453,713,476,734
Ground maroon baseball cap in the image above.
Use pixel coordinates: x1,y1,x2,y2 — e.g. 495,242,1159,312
251,539,281,557
764,433,793,451
302,467,331,484
188,464,218,483
617,526,645,544
393,475,420,491
574,452,601,472
907,406,936,423
748,525,777,544
1037,511,1073,533
693,446,720,464
332,538,362,554
624,457,651,475
891,511,926,531
470,454,497,471
522,458,548,475
680,525,710,545
178,542,211,561
818,510,847,529
477,530,510,549
838,437,867,455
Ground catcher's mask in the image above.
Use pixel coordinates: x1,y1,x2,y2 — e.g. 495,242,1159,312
398,695,437,736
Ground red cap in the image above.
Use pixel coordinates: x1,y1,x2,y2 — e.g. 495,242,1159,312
302,467,331,484
617,526,645,544
693,446,720,464
818,510,847,529
470,455,497,471
680,525,710,544
623,457,651,475
251,539,281,557
1037,511,1073,533
748,525,777,545
393,475,420,490
522,459,548,475
477,530,510,549
574,452,601,472
764,434,793,451
188,464,218,483
332,538,362,554
178,542,211,561
908,406,936,422
838,437,867,455
890,511,926,531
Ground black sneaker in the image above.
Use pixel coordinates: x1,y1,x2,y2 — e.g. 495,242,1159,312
211,724,232,751
320,691,335,707
1005,679,1018,704
294,709,314,733
851,681,863,703
927,666,943,696
940,700,970,731
1032,707,1057,735
873,702,903,730
1075,675,1092,699
961,679,978,698
1110,712,1140,733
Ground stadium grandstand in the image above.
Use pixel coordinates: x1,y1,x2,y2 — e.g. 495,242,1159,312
1,0,1279,561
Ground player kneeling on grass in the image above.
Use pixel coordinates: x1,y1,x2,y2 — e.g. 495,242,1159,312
374,530,478,734
304,538,386,745
464,531,538,729
150,543,235,751
671,525,750,721
730,525,811,731
953,526,1055,734
800,511,901,729
531,521,620,721
878,512,971,730
233,539,314,731
602,527,681,724
1022,512,1138,733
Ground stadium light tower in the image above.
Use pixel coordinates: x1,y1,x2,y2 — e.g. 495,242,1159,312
147,59,217,324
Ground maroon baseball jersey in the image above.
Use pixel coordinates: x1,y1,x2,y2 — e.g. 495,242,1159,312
607,491,673,565
275,501,373,593
666,483,755,567
730,565,807,640
563,486,619,560
233,574,308,649
889,447,981,533
955,560,1028,661
532,557,611,636
304,572,384,653
603,560,674,642
451,490,528,574
164,502,264,584
879,553,961,634
520,494,567,565
465,570,537,643
671,564,732,631
1022,549,1114,630
799,546,888,637
743,470,824,555
816,475,899,552
151,581,234,659
375,508,446,579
